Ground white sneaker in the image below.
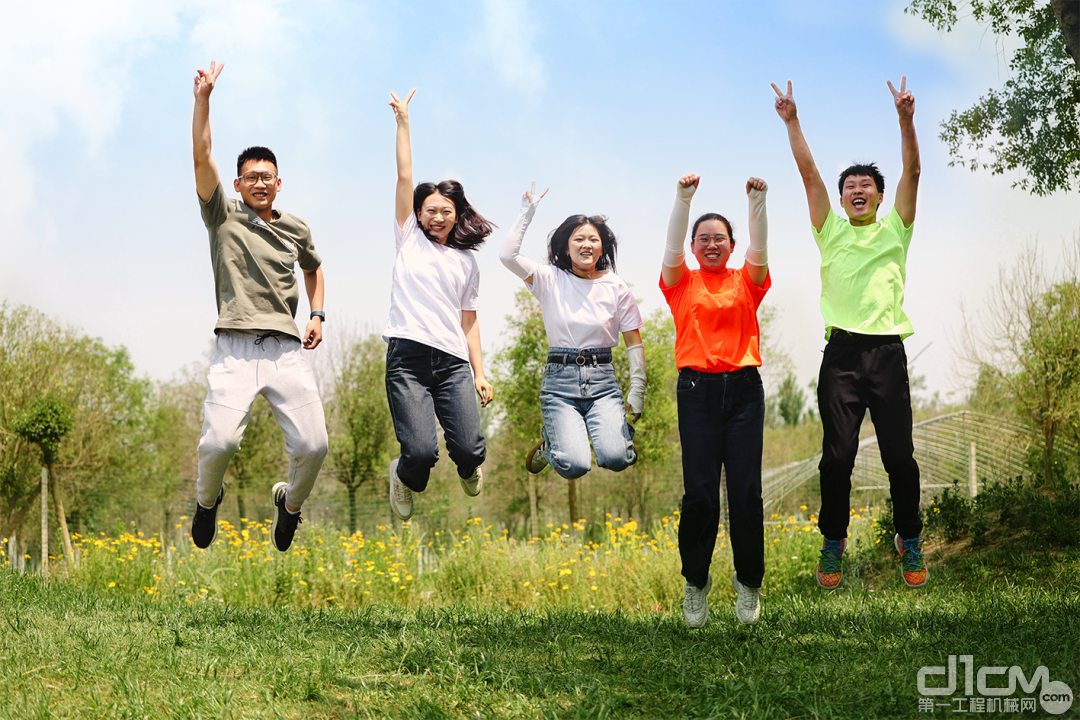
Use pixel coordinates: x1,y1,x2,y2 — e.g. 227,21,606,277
732,572,761,625
389,458,413,520
683,574,712,629
459,466,483,497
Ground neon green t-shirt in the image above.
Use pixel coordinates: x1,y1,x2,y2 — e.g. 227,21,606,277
813,207,914,341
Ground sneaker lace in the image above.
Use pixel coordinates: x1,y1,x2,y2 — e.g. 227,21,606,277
684,584,702,613
900,538,924,572
819,539,844,574
393,477,412,503
737,584,758,613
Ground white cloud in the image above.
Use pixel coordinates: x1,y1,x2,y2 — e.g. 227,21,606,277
481,0,545,92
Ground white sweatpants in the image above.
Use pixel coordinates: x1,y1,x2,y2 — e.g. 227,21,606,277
196,331,328,509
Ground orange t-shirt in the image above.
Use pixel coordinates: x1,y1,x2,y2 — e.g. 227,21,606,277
660,264,771,372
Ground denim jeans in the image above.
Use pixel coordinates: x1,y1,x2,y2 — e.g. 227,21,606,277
385,337,486,492
817,335,922,540
539,348,636,480
677,366,765,589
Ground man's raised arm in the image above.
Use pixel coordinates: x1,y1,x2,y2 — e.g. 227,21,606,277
889,76,920,227
772,80,830,232
193,61,224,203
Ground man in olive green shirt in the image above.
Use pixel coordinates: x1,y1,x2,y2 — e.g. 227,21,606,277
773,77,928,591
190,60,328,554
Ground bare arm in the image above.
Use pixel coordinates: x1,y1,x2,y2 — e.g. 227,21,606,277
461,310,494,407
192,61,224,203
661,174,697,288
390,89,417,229
772,80,830,232
301,266,324,350
888,76,920,227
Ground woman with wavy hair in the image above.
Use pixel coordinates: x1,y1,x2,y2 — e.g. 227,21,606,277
384,89,495,521
500,183,645,483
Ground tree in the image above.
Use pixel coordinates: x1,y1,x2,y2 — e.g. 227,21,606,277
960,237,1080,478
0,303,153,542
326,333,395,535
12,394,75,566
777,372,807,427
489,290,547,535
906,0,1080,195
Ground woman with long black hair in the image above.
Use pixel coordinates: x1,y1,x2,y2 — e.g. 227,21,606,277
384,89,495,521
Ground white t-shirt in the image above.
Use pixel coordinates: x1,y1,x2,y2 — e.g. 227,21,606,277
383,213,480,361
528,265,643,349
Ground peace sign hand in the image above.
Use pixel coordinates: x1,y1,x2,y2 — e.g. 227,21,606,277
389,88,416,126
523,180,549,205
194,61,224,100
887,76,914,119
771,80,797,123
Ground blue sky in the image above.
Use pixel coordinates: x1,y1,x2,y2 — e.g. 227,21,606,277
2,0,1076,402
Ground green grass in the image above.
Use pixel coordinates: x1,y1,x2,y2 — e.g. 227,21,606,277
1,530,1076,719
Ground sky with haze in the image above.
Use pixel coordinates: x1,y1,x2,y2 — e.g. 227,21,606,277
1,0,1077,404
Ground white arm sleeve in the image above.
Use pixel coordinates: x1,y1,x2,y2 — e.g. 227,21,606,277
664,185,695,269
499,197,541,281
744,186,768,267
626,343,647,415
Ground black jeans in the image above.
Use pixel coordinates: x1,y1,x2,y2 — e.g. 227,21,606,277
385,338,486,492
817,334,922,540
677,366,765,589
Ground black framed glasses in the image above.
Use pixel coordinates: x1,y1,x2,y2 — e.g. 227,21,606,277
239,172,277,185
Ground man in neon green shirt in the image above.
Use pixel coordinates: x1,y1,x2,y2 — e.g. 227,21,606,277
773,77,927,590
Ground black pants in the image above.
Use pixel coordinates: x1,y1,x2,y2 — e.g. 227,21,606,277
677,367,765,590
817,334,922,541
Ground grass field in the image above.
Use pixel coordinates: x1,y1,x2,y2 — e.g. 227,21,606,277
1,512,1077,719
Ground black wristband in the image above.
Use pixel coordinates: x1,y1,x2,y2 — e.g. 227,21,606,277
310,311,325,322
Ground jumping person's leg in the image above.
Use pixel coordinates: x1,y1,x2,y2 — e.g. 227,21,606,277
385,338,440,493
539,363,594,480
865,342,923,540
260,337,329,510
583,364,636,472
429,349,486,480
196,333,262,508
816,342,867,541
722,368,766,590
676,370,724,590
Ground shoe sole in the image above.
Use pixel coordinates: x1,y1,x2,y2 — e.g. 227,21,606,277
389,459,413,520
732,572,761,625
894,534,929,588
270,482,289,551
525,438,548,474
191,486,225,549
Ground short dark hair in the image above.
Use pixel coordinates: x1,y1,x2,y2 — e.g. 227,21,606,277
691,213,735,248
237,146,278,177
413,180,495,250
547,215,619,274
838,162,885,194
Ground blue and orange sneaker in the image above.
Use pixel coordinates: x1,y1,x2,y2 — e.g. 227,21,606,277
894,534,928,588
816,537,846,589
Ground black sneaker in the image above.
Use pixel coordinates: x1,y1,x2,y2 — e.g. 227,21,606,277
271,482,302,552
191,486,225,549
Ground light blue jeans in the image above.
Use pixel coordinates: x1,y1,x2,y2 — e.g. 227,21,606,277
540,348,637,480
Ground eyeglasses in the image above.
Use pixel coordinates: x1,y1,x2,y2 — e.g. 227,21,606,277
239,172,278,185
694,234,729,246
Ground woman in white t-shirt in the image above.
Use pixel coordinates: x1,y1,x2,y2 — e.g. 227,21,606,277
384,89,495,521
500,183,646,479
